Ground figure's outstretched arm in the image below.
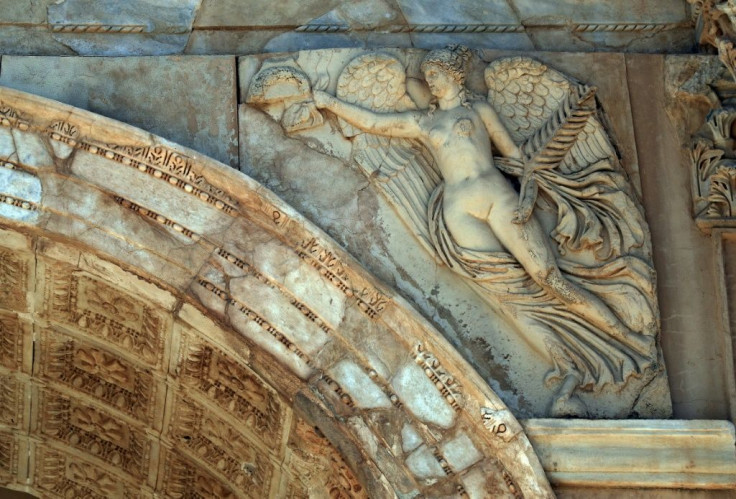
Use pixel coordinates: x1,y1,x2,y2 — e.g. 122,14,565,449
474,101,522,160
314,90,424,139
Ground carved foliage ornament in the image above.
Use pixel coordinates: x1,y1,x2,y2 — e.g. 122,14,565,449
247,47,661,418
689,0,736,230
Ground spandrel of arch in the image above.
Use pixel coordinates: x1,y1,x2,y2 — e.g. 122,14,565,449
0,86,552,498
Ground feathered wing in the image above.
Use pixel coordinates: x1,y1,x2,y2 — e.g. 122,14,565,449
486,57,649,261
335,53,442,255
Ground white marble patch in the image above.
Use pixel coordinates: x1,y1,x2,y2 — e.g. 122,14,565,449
391,362,455,429
329,360,390,409
405,444,445,479
71,150,232,235
0,127,15,159
228,272,329,356
441,433,482,472
254,238,348,327
0,166,41,222
401,423,422,453
13,129,53,167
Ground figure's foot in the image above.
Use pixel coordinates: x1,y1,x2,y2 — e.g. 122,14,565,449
550,373,588,417
550,392,588,418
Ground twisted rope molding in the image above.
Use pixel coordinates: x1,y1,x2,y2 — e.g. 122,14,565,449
50,24,146,33
294,22,690,34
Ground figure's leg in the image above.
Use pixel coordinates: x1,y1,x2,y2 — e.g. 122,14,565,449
486,208,653,355
550,373,588,417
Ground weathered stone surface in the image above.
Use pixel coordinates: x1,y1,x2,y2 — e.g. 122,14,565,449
50,33,192,56
524,419,736,489
526,25,695,54
48,0,200,33
510,0,689,24
396,0,520,25
0,56,238,167
636,54,730,418
194,0,341,26
0,0,55,24
0,27,76,56
46,0,200,56
0,0,698,56
185,29,290,55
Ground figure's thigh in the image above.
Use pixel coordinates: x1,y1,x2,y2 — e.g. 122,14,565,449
486,206,557,278
443,204,503,251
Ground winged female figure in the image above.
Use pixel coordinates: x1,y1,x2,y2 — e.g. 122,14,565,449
249,46,659,416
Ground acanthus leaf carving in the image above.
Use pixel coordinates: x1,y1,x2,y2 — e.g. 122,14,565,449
687,1,736,230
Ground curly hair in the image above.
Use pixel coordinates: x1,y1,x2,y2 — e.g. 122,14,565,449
420,45,472,86
421,45,473,114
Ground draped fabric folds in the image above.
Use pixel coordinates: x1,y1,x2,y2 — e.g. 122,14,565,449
428,183,658,391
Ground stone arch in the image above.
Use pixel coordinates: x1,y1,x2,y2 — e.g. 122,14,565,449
0,86,552,497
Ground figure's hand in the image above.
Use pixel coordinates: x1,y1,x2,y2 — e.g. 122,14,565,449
313,90,332,109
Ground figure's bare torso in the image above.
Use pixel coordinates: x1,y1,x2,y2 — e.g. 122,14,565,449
421,105,519,251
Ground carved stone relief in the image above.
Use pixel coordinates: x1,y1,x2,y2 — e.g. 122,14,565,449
0,86,553,497
687,1,736,232
243,47,668,418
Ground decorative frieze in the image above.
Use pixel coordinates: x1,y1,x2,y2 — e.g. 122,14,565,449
43,263,168,368
34,446,146,499
166,394,274,497
688,1,736,231
37,389,152,481
37,329,160,424
0,249,30,312
174,330,284,444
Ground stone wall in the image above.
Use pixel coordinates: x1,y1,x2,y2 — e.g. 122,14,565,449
0,52,729,420
0,0,694,56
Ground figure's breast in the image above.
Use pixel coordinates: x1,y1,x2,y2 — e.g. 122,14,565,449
453,117,475,137
429,114,479,149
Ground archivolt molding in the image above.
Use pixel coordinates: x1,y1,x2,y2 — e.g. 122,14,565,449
0,86,552,497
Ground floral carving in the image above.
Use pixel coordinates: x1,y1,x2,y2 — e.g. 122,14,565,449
0,374,23,429
176,332,283,443
690,109,736,228
35,447,142,499
0,249,29,312
39,389,150,479
0,433,19,484
285,420,367,499
161,452,237,499
43,264,166,367
167,394,273,496
39,331,157,422
0,312,25,372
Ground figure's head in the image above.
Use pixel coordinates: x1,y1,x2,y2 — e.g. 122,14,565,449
420,45,471,97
